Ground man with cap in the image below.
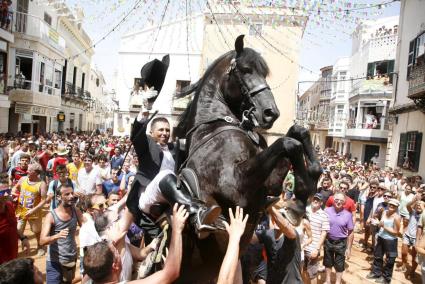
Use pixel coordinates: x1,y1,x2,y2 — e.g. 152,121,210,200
124,56,221,242
305,193,330,284
253,204,302,283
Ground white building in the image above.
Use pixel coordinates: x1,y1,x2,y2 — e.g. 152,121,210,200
344,16,398,166
0,7,14,133
113,14,204,136
328,57,351,154
6,0,94,134
387,0,425,176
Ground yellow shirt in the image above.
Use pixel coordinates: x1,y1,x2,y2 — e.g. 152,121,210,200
67,162,83,182
16,177,42,220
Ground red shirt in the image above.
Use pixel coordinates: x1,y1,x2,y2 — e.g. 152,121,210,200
326,195,356,213
0,201,18,264
53,156,68,179
38,151,51,171
11,167,28,186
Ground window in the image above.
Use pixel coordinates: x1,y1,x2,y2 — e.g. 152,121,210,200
249,24,262,36
55,69,61,89
407,32,425,80
397,131,423,172
44,12,52,25
367,60,394,78
176,80,190,93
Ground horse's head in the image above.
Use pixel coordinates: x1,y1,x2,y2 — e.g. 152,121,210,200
220,35,280,129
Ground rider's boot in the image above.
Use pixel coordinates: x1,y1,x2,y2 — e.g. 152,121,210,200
158,174,222,238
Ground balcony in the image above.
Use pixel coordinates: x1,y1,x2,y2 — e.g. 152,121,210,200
408,60,425,112
349,77,393,102
9,80,61,108
345,121,389,143
0,13,14,42
14,12,65,54
62,82,88,104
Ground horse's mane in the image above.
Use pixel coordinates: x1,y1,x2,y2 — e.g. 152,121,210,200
174,48,269,137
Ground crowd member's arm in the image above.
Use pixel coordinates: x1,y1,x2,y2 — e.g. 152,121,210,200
95,173,103,195
40,212,69,246
302,219,313,250
268,206,297,239
415,231,425,256
217,207,248,284
345,211,355,259
407,193,421,214
25,181,47,217
8,168,14,188
119,175,126,191
17,230,30,254
379,214,401,235
130,204,188,284
129,238,158,262
11,176,23,197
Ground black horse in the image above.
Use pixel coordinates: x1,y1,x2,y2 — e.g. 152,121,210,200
168,35,321,283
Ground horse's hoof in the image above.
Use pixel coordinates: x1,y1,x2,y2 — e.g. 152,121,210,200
279,200,305,227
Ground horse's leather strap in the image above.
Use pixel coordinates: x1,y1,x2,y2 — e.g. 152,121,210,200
179,125,248,171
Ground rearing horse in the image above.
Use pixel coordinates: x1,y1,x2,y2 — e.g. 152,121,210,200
172,35,321,283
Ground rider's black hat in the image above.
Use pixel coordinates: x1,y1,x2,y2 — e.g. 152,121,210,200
140,54,170,95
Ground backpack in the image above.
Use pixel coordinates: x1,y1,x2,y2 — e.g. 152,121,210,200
51,179,74,209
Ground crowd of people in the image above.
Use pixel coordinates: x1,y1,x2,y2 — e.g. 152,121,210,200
0,116,425,284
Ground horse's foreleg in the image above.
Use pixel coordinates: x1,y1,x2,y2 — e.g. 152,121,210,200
286,124,322,182
246,137,311,205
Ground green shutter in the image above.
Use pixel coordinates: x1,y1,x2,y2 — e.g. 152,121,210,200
413,132,423,172
397,133,408,167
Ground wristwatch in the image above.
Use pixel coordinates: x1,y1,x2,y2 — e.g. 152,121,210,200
19,235,28,242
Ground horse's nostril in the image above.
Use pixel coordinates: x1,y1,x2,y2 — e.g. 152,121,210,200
263,108,277,121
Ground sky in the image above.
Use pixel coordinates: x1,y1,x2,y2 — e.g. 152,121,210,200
63,0,401,92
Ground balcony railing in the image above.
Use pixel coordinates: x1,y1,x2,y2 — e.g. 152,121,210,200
346,121,389,131
65,82,76,95
408,62,425,99
350,77,393,99
14,12,65,53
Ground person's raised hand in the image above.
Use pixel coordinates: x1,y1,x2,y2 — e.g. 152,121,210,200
171,203,189,233
224,206,248,242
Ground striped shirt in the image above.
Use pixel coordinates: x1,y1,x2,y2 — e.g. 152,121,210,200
305,206,330,254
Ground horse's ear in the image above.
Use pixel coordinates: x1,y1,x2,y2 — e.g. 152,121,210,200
235,35,244,57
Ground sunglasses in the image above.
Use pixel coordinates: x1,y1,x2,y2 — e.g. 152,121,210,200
383,195,391,198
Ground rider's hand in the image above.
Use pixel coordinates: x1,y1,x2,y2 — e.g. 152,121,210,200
223,206,248,242
171,204,189,233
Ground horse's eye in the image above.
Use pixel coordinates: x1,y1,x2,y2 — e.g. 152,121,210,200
242,67,253,74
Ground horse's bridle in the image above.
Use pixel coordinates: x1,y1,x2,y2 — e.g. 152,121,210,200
226,58,270,102
226,58,270,128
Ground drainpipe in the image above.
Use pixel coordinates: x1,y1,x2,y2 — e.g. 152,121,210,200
390,72,399,106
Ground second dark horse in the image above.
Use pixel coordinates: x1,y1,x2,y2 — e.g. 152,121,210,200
159,35,321,283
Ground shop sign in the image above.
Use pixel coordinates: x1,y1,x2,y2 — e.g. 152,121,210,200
15,104,58,117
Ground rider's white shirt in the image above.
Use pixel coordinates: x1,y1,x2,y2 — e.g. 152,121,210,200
159,145,175,171
138,169,174,214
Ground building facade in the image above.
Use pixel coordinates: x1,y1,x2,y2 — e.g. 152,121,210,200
345,16,398,166
387,0,425,176
7,0,67,134
114,1,307,138
0,8,14,133
328,57,351,154
297,66,332,151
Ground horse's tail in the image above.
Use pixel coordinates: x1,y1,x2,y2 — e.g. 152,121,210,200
175,80,200,98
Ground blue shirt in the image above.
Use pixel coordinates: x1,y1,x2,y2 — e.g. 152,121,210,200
110,155,124,169
102,180,120,196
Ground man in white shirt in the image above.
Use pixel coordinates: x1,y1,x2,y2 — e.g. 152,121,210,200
77,155,102,195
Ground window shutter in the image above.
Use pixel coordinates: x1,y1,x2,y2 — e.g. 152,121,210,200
413,132,423,172
397,133,407,167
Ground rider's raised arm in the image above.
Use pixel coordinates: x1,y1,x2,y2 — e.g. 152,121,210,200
130,111,150,160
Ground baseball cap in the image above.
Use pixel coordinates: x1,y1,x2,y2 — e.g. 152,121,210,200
313,193,323,201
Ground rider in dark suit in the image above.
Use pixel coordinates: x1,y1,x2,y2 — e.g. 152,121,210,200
124,56,221,242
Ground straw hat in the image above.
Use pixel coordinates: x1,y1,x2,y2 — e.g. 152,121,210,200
55,147,69,156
